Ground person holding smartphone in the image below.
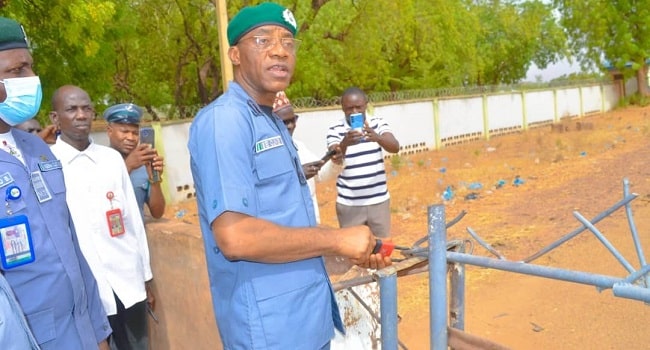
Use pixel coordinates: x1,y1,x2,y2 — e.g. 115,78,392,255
326,87,400,238
103,103,166,220
273,91,336,224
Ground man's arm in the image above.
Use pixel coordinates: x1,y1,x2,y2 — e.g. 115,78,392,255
146,153,166,218
363,121,400,153
211,211,391,269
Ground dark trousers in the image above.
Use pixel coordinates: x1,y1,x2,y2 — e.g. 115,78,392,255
108,293,148,350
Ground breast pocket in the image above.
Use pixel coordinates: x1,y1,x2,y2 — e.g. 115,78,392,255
26,308,56,345
39,168,66,195
254,146,299,214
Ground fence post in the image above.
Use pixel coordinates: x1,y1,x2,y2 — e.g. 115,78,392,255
553,89,559,122
433,98,441,150
482,95,490,140
579,86,584,117
521,91,528,131
449,261,465,331
378,269,399,350
429,204,448,349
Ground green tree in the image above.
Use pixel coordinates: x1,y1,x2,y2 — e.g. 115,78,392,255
555,0,650,95
472,0,566,85
1,0,118,122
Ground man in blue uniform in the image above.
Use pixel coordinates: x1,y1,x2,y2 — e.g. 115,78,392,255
103,103,166,220
187,3,391,349
0,17,111,350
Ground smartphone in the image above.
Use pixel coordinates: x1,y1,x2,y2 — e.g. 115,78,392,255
350,113,365,130
139,126,155,146
321,149,337,163
139,127,161,182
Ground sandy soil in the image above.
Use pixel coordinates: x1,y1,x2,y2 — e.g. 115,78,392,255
166,105,650,349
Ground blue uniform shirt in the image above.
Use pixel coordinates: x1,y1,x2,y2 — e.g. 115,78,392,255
188,82,343,349
0,129,111,349
0,273,39,349
130,165,150,219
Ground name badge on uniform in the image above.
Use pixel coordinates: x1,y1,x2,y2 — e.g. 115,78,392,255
30,171,52,203
0,215,35,269
0,172,14,189
255,136,284,153
38,159,62,172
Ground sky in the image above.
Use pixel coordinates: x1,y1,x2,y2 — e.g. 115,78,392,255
524,58,583,82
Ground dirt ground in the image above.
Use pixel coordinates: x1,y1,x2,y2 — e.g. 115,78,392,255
165,105,650,349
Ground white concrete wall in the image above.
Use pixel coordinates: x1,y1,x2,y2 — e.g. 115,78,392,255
487,93,524,131
525,90,555,125
91,83,618,204
556,87,582,118
582,85,603,114
438,96,484,141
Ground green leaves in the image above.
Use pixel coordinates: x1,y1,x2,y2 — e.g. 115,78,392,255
1,0,568,119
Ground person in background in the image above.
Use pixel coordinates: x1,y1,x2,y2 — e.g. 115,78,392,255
0,17,111,350
15,118,41,134
49,85,153,350
273,91,326,223
187,3,391,349
103,103,166,219
16,118,58,144
326,87,400,238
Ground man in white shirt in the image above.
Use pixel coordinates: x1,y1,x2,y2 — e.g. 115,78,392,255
48,85,153,350
273,91,330,223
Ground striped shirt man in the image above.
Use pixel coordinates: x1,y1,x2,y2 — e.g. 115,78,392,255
327,115,392,206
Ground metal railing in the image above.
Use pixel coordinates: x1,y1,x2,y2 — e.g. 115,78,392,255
337,177,650,349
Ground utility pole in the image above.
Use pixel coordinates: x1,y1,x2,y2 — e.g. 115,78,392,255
214,0,233,91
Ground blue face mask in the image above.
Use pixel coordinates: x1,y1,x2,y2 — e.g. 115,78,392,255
0,76,43,126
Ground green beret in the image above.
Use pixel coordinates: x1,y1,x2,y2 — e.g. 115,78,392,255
227,2,298,46
0,17,29,51
103,103,143,125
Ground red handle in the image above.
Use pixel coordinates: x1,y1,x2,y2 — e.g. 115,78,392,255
372,239,395,257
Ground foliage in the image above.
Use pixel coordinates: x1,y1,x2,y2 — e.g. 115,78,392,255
554,0,650,95
472,0,567,85
1,0,568,119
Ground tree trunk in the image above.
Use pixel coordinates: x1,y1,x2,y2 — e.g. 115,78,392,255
636,65,649,96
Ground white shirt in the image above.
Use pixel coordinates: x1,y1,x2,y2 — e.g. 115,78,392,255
294,139,320,223
51,138,152,315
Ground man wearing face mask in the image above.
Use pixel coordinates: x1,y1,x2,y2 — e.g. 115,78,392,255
0,17,111,350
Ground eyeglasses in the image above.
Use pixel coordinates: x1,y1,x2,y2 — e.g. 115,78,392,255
283,114,299,126
240,36,302,54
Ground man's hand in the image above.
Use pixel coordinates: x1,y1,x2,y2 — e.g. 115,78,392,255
38,124,58,145
98,339,110,350
302,160,324,180
148,153,165,181
334,226,392,270
331,129,364,164
124,144,156,174
145,281,155,311
362,121,381,143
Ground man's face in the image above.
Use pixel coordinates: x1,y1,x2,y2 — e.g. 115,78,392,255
17,119,41,134
230,25,296,99
107,122,139,155
275,106,297,136
341,93,368,122
0,48,35,104
50,87,95,146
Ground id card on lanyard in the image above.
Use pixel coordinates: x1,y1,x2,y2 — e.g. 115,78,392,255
105,191,125,237
0,185,35,269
